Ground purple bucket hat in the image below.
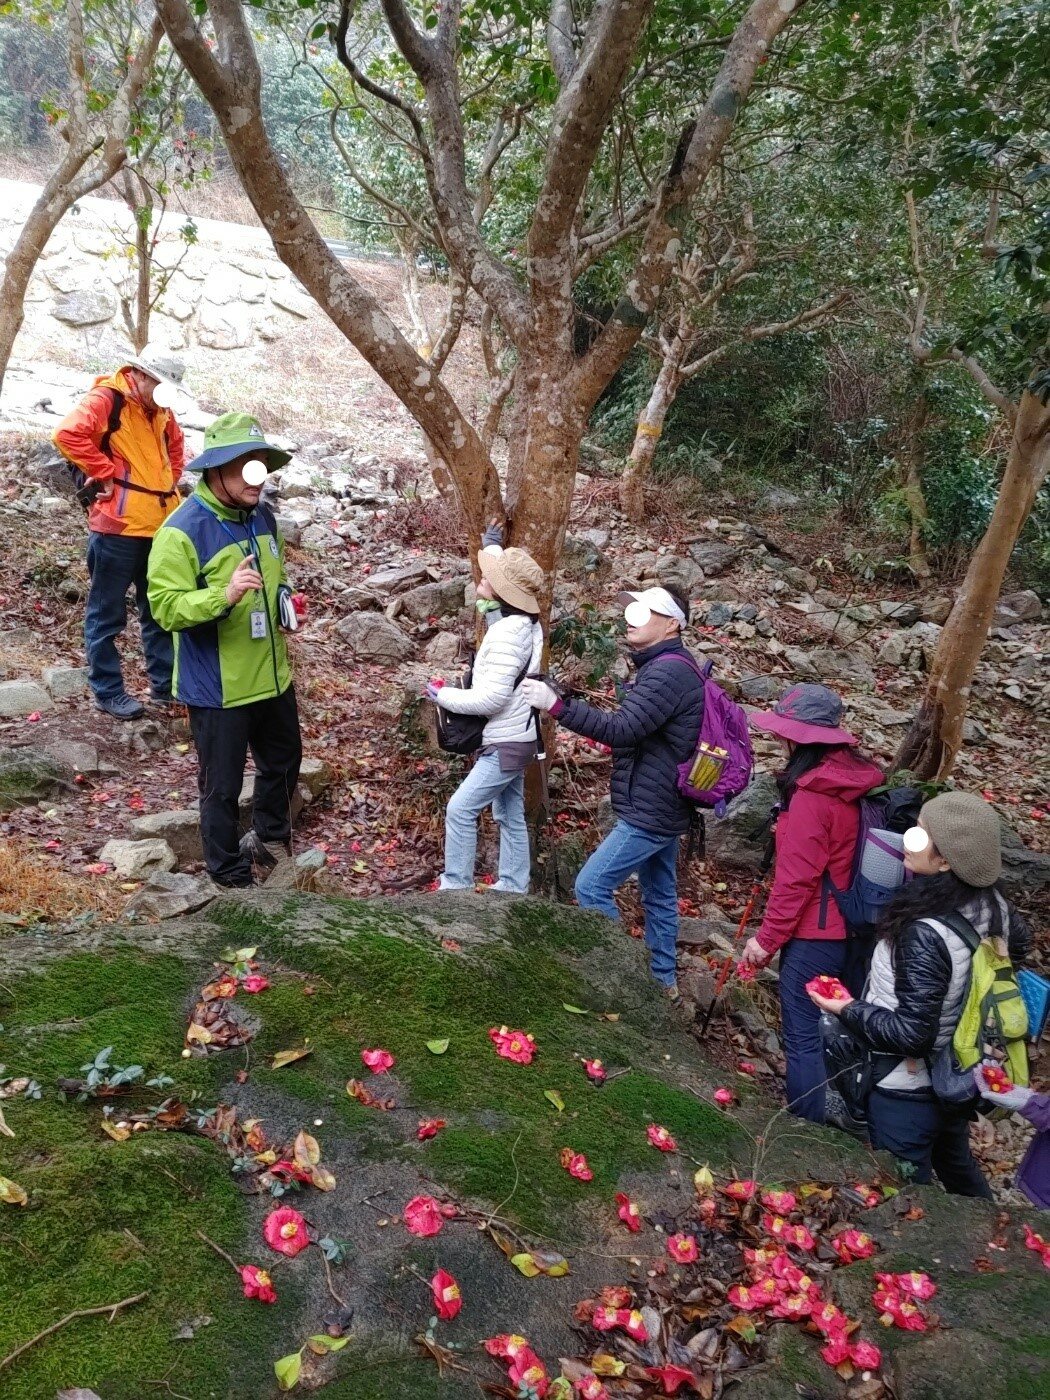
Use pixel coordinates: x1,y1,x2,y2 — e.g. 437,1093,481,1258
749,683,857,747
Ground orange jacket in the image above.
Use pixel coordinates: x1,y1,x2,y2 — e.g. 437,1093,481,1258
53,369,185,538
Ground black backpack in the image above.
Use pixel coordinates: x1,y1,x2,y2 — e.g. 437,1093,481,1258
435,654,538,755
65,389,125,511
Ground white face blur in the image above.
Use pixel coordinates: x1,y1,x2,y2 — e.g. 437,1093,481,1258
903,818,951,877
624,604,680,650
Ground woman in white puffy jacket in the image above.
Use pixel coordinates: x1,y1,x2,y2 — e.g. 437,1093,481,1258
428,545,545,893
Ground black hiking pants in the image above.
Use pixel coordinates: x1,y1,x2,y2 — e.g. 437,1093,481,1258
867,1088,993,1198
188,686,302,886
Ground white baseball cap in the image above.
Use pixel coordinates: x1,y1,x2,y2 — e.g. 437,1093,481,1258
617,587,688,627
123,342,186,389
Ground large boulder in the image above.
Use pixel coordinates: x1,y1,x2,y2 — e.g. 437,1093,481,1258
783,645,876,690
130,809,204,865
0,747,70,811
688,540,740,576
366,562,432,594
0,679,54,718
42,665,89,701
51,289,117,326
99,838,178,880
647,554,705,595
995,589,1042,624
334,611,414,663
123,871,215,920
399,577,470,622
705,772,778,872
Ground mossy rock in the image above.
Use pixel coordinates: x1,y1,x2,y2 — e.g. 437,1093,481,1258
0,891,1040,1398
0,745,70,812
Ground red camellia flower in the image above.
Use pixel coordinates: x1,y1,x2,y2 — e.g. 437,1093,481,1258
849,1181,882,1209
488,1026,537,1064
820,1332,851,1367
574,1376,610,1400
1023,1224,1050,1269
240,1264,277,1303
592,1306,648,1343
508,1349,549,1396
263,1206,309,1257
772,1291,817,1320
431,1268,462,1320
833,1228,877,1263
875,1270,937,1300
667,1231,699,1264
361,1047,395,1074
805,974,850,1001
735,961,756,982
811,1301,849,1336
647,1123,677,1152
697,1195,718,1222
583,1058,607,1082
213,975,239,999
560,1148,594,1181
763,1213,815,1251
737,1060,757,1075
484,1334,530,1360
615,1192,641,1233
761,1189,797,1213
722,1178,756,1202
872,1284,928,1330
849,1339,882,1370
417,1118,447,1140
269,1159,312,1184
644,1364,697,1395
713,1087,735,1107
404,1194,445,1237
242,973,270,993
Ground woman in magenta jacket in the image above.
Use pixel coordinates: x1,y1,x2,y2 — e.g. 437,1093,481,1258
739,685,883,1122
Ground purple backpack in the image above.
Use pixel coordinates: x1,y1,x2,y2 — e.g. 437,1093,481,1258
656,653,754,816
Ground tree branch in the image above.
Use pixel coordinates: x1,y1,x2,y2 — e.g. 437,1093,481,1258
546,0,577,88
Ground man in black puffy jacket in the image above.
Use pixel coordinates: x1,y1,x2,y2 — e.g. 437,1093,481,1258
522,585,704,1000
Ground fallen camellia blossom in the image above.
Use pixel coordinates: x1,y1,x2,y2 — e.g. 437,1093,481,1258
242,974,270,994
240,1264,277,1303
404,1194,446,1237
263,1206,310,1257
361,1047,395,1074
431,1268,462,1320
488,1026,537,1064
583,1058,607,1082
722,1178,756,1202
615,1192,642,1232
735,961,756,982
268,1159,312,1184
849,1339,883,1370
417,1118,447,1140
872,1284,929,1330
560,1147,594,1181
805,974,850,1001
820,1333,851,1367
666,1231,699,1264
644,1363,698,1395
811,1301,849,1336
833,1228,878,1263
728,1276,779,1311
760,1189,797,1213
647,1123,677,1152
484,1335,549,1395
763,1213,815,1251
713,1087,735,1106
772,1290,817,1320
737,1060,757,1075
574,1375,610,1400
1023,1224,1050,1269
874,1269,937,1300
207,975,239,1000
592,1306,648,1343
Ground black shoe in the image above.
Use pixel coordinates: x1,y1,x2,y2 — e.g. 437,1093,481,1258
96,693,145,720
239,830,284,872
149,689,174,704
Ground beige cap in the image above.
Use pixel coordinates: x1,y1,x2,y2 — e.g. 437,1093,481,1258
477,546,544,615
921,791,1002,888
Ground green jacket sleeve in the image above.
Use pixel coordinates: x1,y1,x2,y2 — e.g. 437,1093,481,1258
148,525,231,632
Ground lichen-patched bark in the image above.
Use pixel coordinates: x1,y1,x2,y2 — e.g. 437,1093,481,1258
896,389,1050,778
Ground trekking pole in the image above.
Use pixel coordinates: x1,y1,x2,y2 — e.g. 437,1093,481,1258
697,880,763,1040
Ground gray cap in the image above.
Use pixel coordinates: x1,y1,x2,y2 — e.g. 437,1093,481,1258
921,791,1002,888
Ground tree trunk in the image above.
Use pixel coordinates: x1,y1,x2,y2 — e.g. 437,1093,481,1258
903,389,931,579
620,354,683,520
0,150,95,394
505,364,584,582
895,389,1050,779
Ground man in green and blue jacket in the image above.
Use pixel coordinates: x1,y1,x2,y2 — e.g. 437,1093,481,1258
148,413,302,887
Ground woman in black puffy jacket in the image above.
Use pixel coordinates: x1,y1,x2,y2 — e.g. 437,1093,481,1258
809,791,1029,1197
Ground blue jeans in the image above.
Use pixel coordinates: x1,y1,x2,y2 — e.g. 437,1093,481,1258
575,820,680,986
440,752,530,893
778,937,847,1123
85,532,173,702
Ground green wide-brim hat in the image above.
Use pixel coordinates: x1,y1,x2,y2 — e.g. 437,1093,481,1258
187,411,292,474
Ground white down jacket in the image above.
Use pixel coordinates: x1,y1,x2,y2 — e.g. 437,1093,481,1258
435,613,544,746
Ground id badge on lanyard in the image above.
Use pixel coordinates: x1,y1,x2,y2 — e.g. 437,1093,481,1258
249,609,268,640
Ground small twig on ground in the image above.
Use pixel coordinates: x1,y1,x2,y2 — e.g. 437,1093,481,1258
319,1248,349,1309
195,1229,241,1275
0,1291,148,1373
483,1130,522,1229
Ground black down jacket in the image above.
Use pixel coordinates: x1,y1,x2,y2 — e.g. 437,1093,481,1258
554,638,705,836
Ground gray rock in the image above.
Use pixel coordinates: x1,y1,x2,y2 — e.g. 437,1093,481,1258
274,514,302,547
735,603,758,623
761,486,801,510
51,289,117,326
705,602,737,628
298,757,332,800
738,675,780,703
705,772,779,872
0,747,70,811
876,631,914,668
688,540,740,575
197,299,255,349
366,562,431,594
266,847,329,891
300,523,345,552
650,554,705,594
880,600,923,626
56,1390,104,1400
995,589,1042,624
277,463,316,499
42,665,89,701
99,838,178,879
334,611,414,663
922,595,953,625
577,527,610,550
0,678,54,717
561,534,605,572
999,844,1050,899
123,871,215,920
43,739,99,775
425,631,462,668
130,809,203,864
784,645,876,690
399,577,470,621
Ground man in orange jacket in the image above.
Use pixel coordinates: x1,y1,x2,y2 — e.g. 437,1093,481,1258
54,344,187,719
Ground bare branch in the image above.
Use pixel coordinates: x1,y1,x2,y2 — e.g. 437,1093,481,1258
679,289,849,378
546,0,577,88
944,349,1018,424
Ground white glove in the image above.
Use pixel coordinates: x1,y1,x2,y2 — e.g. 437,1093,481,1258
520,678,559,712
973,1065,1032,1112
